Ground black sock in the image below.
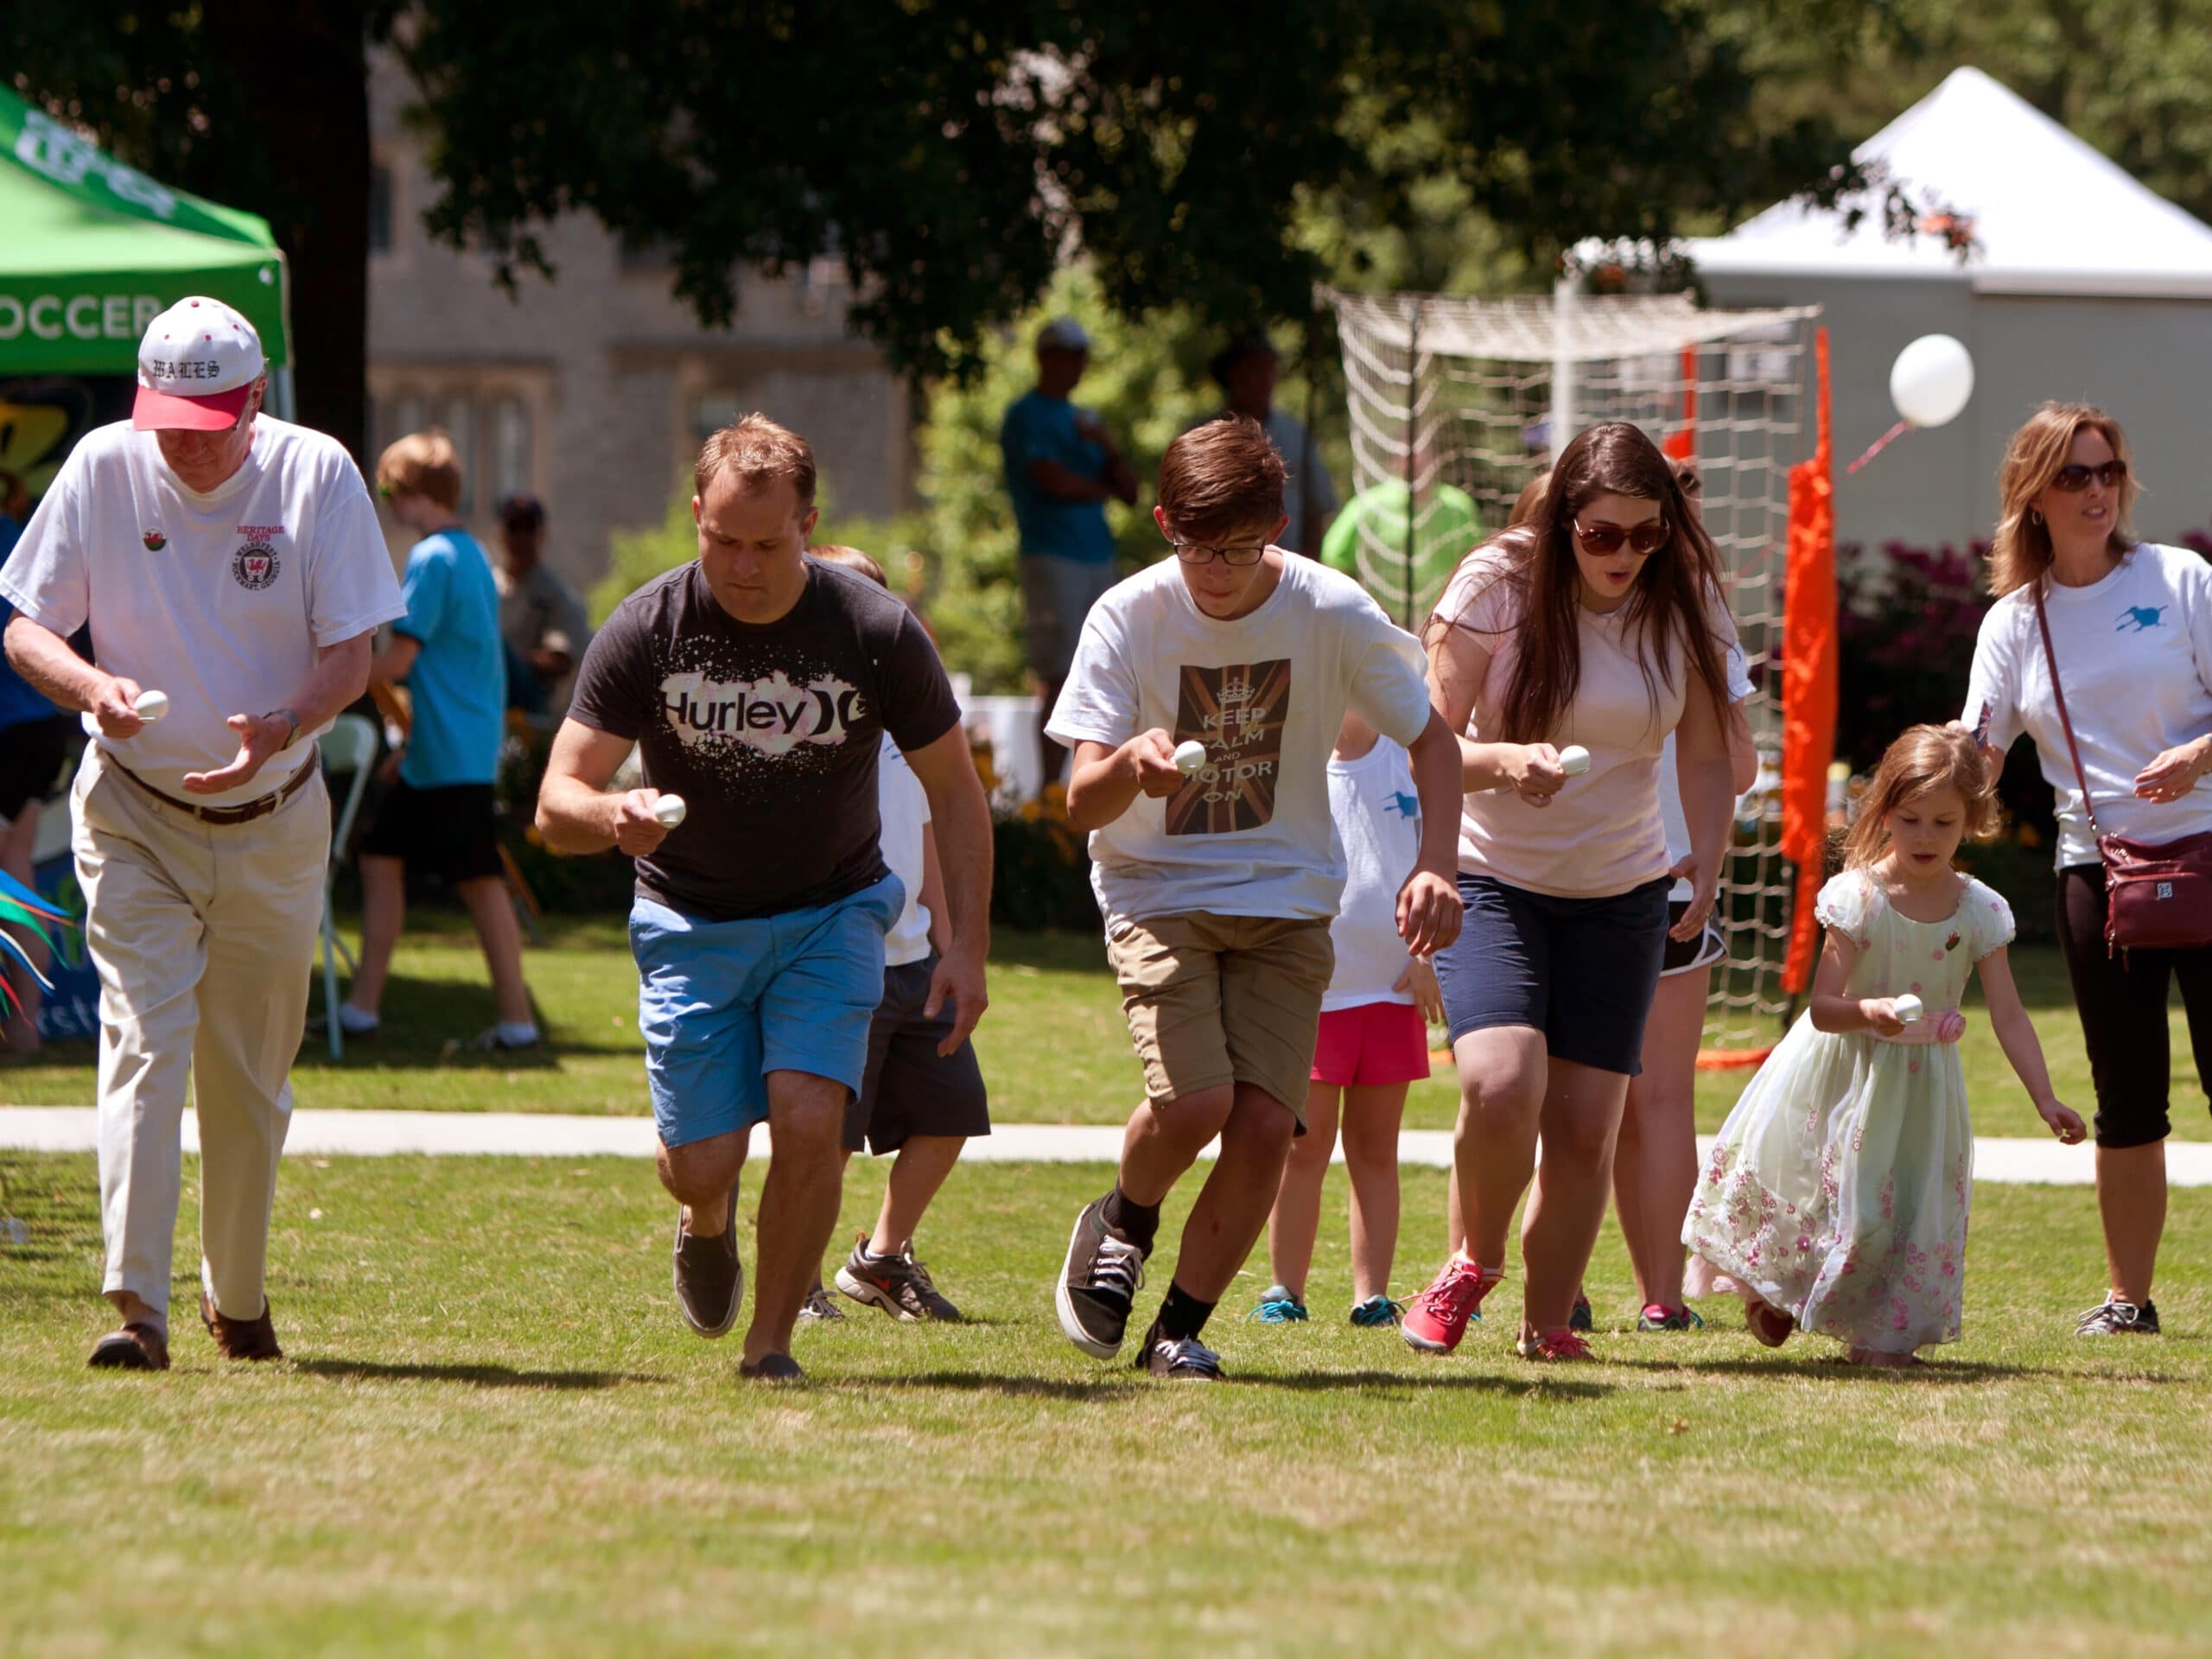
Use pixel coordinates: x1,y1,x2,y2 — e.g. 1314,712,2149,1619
1099,1185,1159,1252
1157,1282,1216,1343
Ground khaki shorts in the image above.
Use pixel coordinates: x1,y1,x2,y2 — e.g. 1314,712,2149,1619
1105,912,1335,1126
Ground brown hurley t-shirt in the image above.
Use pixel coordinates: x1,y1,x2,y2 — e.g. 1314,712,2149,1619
568,557,961,920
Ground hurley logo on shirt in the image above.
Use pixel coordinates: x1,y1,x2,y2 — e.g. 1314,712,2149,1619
659,670,865,756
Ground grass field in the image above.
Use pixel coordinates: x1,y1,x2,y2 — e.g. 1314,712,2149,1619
0,913,2204,1139
3,1150,2209,1657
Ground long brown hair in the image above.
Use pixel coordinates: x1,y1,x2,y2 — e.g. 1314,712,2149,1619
1841,724,1999,869
1987,403,2139,598
1428,423,1726,744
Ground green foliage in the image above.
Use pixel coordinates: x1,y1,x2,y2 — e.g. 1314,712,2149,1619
376,1,1929,380
589,495,693,627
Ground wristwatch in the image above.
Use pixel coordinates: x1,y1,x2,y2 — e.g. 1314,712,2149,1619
264,708,302,748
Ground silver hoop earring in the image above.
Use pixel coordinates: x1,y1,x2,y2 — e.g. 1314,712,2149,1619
2030,508,2044,526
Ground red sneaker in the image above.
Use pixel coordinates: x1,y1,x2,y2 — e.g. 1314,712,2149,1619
1401,1258,1502,1354
1516,1327,1594,1362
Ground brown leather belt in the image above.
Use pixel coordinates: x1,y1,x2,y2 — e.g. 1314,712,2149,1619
108,755,317,826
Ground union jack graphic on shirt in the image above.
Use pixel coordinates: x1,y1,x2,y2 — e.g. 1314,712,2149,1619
1166,658,1289,836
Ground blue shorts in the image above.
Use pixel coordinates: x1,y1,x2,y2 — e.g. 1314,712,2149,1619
630,873,905,1149
1432,873,1671,1077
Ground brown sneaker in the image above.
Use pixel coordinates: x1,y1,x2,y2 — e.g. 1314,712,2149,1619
671,1187,742,1338
87,1322,170,1370
200,1292,283,1361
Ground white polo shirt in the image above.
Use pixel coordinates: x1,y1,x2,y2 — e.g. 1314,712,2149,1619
1,418,405,806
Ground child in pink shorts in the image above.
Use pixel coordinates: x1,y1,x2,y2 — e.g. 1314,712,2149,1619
1251,712,1440,1327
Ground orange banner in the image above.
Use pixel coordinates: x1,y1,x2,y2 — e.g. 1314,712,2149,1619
1662,346,1698,460
1779,327,1835,995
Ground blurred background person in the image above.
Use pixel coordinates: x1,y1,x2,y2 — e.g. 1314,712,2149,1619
495,491,592,721
1000,317,1136,791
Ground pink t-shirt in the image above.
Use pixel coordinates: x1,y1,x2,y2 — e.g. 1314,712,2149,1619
1433,544,1736,899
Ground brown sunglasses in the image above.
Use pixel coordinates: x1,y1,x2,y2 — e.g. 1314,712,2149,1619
1573,518,1669,556
2050,460,2127,493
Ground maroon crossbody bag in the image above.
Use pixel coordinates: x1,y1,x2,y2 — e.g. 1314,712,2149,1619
2035,583,2212,954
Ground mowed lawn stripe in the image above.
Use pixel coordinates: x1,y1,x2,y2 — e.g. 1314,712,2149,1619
0,919,2202,1139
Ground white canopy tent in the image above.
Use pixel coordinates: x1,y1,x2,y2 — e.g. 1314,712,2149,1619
1687,67,2212,553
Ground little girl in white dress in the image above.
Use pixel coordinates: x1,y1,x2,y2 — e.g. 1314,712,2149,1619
1682,725,2086,1364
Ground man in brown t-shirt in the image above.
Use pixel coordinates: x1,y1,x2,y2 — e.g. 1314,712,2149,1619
538,416,993,1382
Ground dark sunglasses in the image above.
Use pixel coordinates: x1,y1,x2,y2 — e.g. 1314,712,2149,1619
2050,460,2127,493
1573,518,1669,556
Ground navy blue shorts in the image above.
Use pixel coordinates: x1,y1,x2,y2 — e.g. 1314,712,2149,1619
1432,873,1671,1077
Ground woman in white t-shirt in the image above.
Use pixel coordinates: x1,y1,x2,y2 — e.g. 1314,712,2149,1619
1961,403,2212,1338
1401,423,1738,1363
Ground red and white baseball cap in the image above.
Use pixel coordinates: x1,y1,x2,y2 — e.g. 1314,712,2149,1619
132,297,265,432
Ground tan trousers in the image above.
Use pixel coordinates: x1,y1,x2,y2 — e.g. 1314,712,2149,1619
73,746,329,1322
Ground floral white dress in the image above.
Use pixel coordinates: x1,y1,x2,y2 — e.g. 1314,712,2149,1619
1682,869,2014,1353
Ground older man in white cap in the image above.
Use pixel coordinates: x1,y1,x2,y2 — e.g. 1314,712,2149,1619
2,296,404,1370
998,316,1137,791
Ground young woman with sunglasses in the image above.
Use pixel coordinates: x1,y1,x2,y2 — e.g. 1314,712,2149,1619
1402,423,1737,1361
1961,403,2212,1338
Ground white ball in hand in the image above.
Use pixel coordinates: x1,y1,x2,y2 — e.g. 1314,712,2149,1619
1891,994,1923,1024
1173,740,1208,776
132,689,169,722
1558,744,1592,777
652,794,688,829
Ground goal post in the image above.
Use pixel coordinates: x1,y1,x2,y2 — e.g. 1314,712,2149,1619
1323,285,1823,1052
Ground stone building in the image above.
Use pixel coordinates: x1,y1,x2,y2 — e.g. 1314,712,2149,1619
365,51,914,593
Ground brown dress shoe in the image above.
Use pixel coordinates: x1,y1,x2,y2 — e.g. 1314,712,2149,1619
200,1292,283,1360
88,1323,170,1370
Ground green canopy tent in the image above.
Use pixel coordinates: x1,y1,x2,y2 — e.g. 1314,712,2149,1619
0,85,291,403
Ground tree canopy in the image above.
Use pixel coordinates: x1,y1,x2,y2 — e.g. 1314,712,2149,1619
13,0,2212,442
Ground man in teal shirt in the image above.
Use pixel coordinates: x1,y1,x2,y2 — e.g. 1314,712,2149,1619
331,431,538,1050
999,317,1137,790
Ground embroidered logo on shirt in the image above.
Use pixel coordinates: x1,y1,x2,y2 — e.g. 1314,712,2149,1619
1167,658,1288,836
142,529,166,551
232,542,279,590
2117,605,2169,633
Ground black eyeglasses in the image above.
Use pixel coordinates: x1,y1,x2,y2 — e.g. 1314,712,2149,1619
1172,541,1269,568
1573,518,1669,556
2051,461,2127,493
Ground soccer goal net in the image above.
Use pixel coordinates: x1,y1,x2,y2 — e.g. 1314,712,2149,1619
1324,285,1821,1052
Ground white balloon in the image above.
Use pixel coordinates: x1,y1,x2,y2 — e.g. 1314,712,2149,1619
1889,334,1974,429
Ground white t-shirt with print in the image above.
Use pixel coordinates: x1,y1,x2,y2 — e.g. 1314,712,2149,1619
1,418,404,806
1046,552,1434,927
876,732,933,968
1961,543,2212,870
1324,737,1421,1011
1658,639,1754,899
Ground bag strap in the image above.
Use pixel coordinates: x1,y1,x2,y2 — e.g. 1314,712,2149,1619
2032,582,2106,842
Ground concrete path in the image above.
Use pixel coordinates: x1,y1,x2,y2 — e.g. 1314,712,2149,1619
3,1106,2207,1186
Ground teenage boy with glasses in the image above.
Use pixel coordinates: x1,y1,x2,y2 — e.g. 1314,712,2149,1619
1045,416,1465,1381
